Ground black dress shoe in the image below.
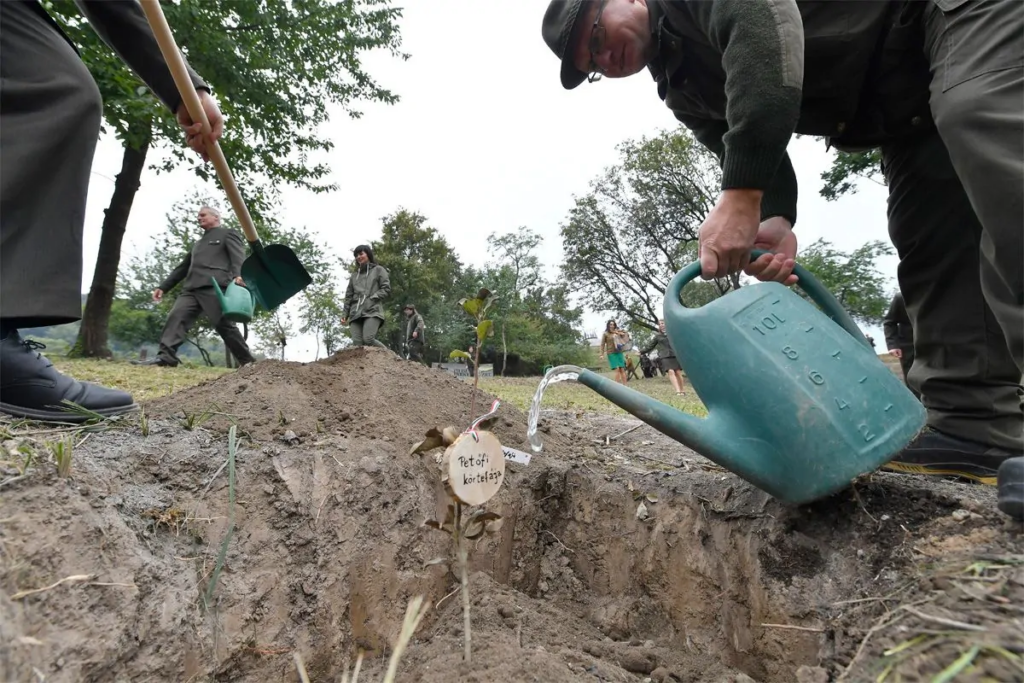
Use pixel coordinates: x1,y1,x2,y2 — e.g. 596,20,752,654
0,331,138,423
997,457,1024,521
883,427,1021,486
131,357,175,367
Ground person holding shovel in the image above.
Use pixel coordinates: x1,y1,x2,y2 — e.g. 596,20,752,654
342,245,391,348
542,0,1023,519
0,0,223,422
135,206,255,368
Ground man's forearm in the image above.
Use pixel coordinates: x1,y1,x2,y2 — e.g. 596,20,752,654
74,0,209,112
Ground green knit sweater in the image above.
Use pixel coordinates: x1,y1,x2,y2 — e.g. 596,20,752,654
656,0,805,225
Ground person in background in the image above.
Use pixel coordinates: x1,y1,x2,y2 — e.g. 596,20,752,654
342,245,391,348
600,320,629,386
0,0,222,422
641,319,685,395
883,292,919,399
402,304,425,362
467,344,476,377
135,206,254,368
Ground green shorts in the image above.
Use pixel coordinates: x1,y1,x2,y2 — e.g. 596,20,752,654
607,352,626,370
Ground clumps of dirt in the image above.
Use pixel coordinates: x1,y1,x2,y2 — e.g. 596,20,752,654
2,347,1022,683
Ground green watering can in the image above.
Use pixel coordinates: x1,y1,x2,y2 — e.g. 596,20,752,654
576,250,927,505
212,277,256,324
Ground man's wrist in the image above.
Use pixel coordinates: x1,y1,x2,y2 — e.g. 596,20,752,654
721,188,763,211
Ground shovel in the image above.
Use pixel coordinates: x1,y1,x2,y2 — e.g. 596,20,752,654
139,0,312,311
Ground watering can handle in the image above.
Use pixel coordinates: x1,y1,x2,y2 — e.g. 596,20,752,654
667,249,872,348
138,0,261,246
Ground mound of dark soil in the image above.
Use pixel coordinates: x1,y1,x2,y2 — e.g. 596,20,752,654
2,347,1020,683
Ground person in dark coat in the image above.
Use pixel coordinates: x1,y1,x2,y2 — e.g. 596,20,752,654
0,0,223,422
883,292,919,399
135,206,255,368
640,319,685,394
342,245,391,348
542,0,1023,508
402,304,426,362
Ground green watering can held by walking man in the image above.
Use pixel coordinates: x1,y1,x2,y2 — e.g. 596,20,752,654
212,277,256,324
575,250,927,505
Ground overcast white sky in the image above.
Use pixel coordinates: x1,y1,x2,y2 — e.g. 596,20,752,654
79,0,896,362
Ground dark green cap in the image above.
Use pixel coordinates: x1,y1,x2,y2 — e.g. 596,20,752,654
542,0,591,90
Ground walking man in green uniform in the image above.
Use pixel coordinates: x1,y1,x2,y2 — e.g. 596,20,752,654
542,0,1023,518
0,0,223,422
135,206,255,368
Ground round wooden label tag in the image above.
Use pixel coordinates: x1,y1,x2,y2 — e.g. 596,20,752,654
447,430,505,506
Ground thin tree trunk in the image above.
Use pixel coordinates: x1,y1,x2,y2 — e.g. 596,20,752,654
501,323,507,378
70,133,151,358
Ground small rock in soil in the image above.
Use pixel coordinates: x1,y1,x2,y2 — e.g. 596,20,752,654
796,665,829,683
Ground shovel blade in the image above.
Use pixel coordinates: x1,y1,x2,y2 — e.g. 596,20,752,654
240,242,313,310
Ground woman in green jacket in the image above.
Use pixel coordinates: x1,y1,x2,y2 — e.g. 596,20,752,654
343,245,391,348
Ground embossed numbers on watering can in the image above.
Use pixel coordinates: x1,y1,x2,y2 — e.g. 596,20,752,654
569,251,926,505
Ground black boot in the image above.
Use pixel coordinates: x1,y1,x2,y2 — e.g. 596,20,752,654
997,457,1024,521
883,427,1022,486
0,331,137,422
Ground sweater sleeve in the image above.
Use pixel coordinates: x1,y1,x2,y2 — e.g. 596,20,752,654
685,0,804,194
74,0,209,113
675,113,799,227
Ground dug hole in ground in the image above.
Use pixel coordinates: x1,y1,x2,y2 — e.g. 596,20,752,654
2,347,1021,682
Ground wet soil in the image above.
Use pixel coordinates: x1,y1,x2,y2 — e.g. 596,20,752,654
2,347,1021,683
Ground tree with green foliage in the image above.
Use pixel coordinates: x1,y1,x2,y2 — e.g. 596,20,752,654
50,0,407,358
485,227,588,375
819,149,884,201
298,275,347,359
797,238,895,325
560,127,735,334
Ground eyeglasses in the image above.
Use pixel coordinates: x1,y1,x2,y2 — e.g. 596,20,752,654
587,0,609,83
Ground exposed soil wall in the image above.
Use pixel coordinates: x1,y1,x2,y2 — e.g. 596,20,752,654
2,348,1020,682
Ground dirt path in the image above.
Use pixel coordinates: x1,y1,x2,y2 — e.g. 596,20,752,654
2,347,1021,682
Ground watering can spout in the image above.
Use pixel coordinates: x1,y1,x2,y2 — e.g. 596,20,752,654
576,370,725,459
212,277,256,324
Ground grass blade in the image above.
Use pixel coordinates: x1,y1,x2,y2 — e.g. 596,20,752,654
204,425,237,608
933,645,980,683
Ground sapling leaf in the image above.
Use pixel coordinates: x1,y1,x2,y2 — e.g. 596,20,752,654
463,526,487,541
460,298,482,317
422,520,451,535
475,288,492,301
476,320,493,343
442,426,460,445
424,557,448,567
410,427,445,456
449,350,471,360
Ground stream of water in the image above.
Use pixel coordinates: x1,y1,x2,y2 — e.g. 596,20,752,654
526,364,585,453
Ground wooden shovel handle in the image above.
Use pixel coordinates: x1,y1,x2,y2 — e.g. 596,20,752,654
138,0,260,244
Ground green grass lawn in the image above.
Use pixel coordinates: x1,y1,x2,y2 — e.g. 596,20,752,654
51,358,230,403
477,372,707,418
